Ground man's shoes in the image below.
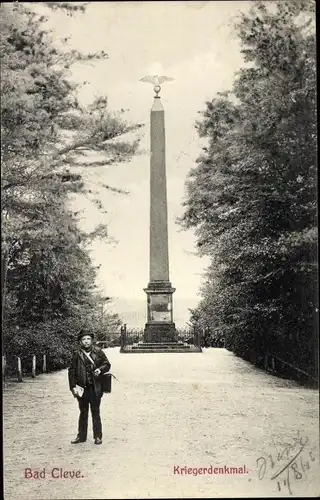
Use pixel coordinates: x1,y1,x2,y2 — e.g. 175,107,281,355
94,437,102,445
71,437,86,444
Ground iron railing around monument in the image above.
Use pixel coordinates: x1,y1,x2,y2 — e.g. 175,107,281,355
96,327,226,349
96,332,121,349
96,327,143,349
120,327,203,349
190,327,226,348
121,328,144,347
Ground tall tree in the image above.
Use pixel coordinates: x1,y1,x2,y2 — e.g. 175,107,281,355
181,0,317,381
1,2,139,368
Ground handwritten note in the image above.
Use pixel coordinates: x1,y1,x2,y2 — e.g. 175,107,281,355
256,431,317,495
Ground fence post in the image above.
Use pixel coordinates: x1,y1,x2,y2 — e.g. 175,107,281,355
42,354,47,373
198,329,202,349
17,357,22,382
124,324,127,347
264,351,269,371
32,354,36,378
120,329,124,348
120,326,125,348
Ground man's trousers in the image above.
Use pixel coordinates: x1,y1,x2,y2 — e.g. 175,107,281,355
77,385,102,440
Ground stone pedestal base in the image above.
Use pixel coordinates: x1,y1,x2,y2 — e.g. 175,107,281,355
144,322,177,343
119,322,202,353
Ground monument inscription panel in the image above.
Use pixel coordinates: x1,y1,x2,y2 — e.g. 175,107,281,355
149,294,172,322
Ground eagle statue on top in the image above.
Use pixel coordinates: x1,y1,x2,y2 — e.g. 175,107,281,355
139,75,175,97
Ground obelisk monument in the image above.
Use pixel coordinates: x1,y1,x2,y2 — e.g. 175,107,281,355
141,77,177,343
119,77,201,352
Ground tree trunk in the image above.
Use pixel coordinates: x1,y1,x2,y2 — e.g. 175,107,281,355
1,245,10,327
313,302,319,385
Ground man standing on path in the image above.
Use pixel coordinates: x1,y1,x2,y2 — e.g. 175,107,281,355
68,329,111,445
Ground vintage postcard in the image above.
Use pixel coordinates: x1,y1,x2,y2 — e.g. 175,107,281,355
2,1,318,499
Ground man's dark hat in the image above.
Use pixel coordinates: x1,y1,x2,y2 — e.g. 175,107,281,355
77,330,94,341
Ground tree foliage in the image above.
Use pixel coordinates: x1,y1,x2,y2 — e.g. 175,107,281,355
1,3,138,369
181,0,317,381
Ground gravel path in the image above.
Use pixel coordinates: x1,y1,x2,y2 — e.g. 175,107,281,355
3,347,319,499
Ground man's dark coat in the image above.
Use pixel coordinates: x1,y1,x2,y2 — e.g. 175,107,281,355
68,345,111,398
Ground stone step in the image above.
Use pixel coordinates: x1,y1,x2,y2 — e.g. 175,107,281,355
134,342,187,347
121,348,202,353
132,344,189,348
121,342,202,353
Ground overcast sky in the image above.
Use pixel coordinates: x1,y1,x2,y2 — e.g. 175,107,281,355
35,1,251,323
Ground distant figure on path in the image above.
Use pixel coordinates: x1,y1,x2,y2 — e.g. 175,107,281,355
68,329,111,445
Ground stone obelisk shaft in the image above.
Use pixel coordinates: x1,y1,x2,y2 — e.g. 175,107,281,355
149,97,169,283
143,92,176,345
121,78,201,351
